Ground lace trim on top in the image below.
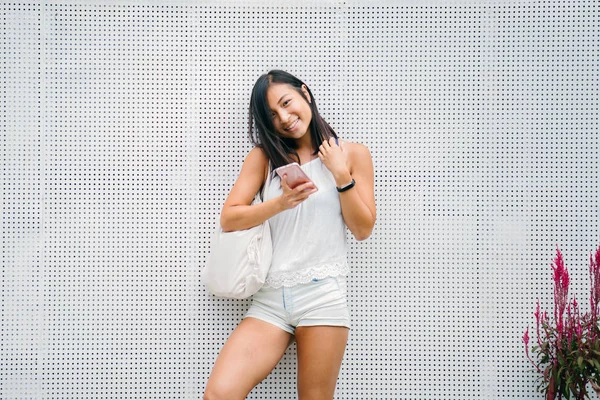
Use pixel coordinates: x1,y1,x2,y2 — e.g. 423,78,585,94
264,261,349,289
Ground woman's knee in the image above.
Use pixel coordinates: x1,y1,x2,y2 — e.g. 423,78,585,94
203,382,245,400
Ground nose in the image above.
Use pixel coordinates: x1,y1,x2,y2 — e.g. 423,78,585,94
274,109,291,123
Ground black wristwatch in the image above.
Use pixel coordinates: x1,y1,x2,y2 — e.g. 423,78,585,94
336,179,356,193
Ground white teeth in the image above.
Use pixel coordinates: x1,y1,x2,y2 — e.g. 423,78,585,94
286,119,298,131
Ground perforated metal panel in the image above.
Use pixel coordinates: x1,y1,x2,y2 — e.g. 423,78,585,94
2,1,599,399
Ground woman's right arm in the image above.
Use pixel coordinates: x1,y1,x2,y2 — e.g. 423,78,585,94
220,148,316,232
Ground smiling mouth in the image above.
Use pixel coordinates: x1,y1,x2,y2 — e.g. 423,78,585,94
284,119,299,132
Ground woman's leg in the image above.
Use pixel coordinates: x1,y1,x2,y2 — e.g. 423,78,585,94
203,317,293,400
295,326,349,400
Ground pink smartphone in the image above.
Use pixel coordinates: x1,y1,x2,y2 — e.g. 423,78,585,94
274,162,317,190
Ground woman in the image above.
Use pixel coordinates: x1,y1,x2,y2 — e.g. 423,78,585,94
203,70,376,400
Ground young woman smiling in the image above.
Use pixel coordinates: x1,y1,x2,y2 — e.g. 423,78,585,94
203,70,376,400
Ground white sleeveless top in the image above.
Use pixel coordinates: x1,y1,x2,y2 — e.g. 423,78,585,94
264,158,349,288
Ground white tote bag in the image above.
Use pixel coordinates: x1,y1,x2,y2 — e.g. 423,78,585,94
202,167,273,299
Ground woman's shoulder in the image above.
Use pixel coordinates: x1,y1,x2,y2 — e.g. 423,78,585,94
245,146,269,165
339,139,373,176
243,147,270,181
340,139,372,160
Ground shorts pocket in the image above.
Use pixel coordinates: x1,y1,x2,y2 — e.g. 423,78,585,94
308,276,346,303
331,276,347,298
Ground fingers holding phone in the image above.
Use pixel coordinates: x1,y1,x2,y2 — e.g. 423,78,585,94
275,163,318,210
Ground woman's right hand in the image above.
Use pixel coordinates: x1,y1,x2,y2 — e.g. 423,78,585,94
278,175,317,210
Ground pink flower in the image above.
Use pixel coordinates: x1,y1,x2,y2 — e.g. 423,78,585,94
590,246,600,320
552,247,569,337
523,326,541,373
525,244,600,398
535,300,542,347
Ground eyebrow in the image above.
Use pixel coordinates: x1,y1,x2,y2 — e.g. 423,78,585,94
277,93,291,104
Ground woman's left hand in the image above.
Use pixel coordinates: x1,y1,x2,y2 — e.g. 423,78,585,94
318,138,351,182
318,138,376,241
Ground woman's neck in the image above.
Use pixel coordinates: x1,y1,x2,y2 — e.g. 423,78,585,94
293,134,316,165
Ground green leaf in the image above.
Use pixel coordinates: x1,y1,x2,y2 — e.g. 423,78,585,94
578,356,584,369
586,359,596,366
561,384,570,398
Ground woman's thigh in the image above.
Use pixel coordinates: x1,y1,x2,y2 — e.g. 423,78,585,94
204,317,293,400
295,325,349,400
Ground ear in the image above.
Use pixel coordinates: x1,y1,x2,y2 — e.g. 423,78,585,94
301,85,311,104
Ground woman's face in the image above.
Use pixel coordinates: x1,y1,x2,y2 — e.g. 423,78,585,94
266,83,313,140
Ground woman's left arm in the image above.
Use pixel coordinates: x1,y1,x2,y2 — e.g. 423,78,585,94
319,138,376,241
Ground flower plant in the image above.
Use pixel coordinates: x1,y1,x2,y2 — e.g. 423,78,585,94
523,245,600,399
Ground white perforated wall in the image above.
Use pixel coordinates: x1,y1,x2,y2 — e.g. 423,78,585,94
2,1,599,398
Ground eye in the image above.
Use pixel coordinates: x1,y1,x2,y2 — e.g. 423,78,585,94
282,99,291,106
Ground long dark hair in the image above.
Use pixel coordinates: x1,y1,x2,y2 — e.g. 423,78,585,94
248,70,337,170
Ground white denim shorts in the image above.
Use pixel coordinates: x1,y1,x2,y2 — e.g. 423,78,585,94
244,275,350,334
